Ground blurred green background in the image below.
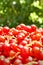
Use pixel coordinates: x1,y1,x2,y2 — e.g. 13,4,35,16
0,0,43,28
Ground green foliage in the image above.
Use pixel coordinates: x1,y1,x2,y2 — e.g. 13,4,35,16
0,0,43,28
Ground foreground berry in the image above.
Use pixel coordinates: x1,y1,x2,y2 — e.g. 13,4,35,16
0,24,43,65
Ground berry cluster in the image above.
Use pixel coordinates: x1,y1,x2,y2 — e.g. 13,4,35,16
0,24,43,65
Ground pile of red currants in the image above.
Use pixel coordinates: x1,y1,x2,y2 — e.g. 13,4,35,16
0,24,43,65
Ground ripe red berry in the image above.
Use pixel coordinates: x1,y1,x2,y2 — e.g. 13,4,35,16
41,36,43,45
31,24,37,32
3,26,9,34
